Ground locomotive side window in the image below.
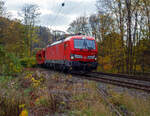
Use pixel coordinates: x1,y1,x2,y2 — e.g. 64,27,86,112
74,39,96,49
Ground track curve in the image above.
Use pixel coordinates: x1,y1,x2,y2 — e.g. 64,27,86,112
71,71,150,93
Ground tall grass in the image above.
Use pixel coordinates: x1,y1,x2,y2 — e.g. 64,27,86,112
109,90,150,116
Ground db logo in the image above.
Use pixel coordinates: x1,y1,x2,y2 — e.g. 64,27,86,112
84,56,86,59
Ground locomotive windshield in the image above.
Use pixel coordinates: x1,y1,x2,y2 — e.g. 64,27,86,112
74,39,96,49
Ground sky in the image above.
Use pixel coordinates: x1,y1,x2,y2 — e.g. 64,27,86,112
5,0,97,32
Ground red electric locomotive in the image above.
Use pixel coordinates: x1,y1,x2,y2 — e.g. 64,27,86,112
36,34,98,71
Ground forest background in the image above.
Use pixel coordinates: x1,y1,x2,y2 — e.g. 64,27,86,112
0,0,150,76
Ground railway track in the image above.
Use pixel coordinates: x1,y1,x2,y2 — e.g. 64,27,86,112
92,72,150,81
96,87,123,116
25,67,150,92
96,87,133,116
71,71,150,93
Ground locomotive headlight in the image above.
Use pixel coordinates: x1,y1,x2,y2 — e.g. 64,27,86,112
70,54,75,60
95,56,97,61
87,55,95,59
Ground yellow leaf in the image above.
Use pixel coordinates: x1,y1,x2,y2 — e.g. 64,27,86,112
19,109,28,116
19,104,25,108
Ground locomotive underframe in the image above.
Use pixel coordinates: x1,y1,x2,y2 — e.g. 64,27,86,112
45,60,97,71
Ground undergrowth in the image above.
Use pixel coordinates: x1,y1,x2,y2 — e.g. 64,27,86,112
1,71,149,116
0,71,112,116
108,89,150,116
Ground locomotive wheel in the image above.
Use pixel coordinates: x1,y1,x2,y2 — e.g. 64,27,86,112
62,66,68,73
59,64,64,72
55,64,59,71
53,64,56,70
63,66,71,73
37,64,41,68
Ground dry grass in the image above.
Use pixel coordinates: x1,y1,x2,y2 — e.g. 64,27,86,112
0,71,128,116
2,71,150,116
108,90,150,116
68,81,112,116
0,77,29,116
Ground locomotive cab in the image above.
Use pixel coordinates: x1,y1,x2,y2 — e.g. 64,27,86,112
67,36,98,71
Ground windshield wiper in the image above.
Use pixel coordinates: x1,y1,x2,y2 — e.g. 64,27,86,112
83,39,87,49
87,47,93,50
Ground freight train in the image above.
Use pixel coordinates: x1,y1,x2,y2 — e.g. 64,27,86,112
36,34,98,72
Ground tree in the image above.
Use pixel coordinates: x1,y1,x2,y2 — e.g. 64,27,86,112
0,0,5,16
67,16,89,35
98,32,124,72
141,0,150,39
89,14,100,40
20,4,41,57
36,26,54,48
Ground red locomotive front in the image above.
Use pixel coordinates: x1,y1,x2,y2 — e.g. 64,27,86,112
36,34,98,71
67,36,98,71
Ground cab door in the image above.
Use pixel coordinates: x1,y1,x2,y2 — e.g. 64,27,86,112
64,42,68,61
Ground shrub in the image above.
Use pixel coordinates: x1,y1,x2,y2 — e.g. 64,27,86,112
0,45,5,72
0,89,29,116
3,53,22,75
20,57,37,68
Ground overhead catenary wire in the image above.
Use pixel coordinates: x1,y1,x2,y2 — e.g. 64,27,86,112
49,0,89,33
50,0,84,33
64,0,84,16
49,1,65,30
50,0,84,29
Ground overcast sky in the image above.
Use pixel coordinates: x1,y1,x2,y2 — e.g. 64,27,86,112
5,0,97,31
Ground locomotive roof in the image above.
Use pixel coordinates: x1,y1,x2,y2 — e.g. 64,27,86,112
47,35,95,47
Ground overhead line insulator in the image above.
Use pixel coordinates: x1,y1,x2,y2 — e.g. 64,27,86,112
62,3,65,7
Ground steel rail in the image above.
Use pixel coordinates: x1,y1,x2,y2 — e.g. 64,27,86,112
71,72,150,92
92,72,150,82
96,87,123,116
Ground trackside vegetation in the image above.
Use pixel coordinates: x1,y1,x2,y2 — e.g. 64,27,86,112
1,71,150,116
0,71,112,116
